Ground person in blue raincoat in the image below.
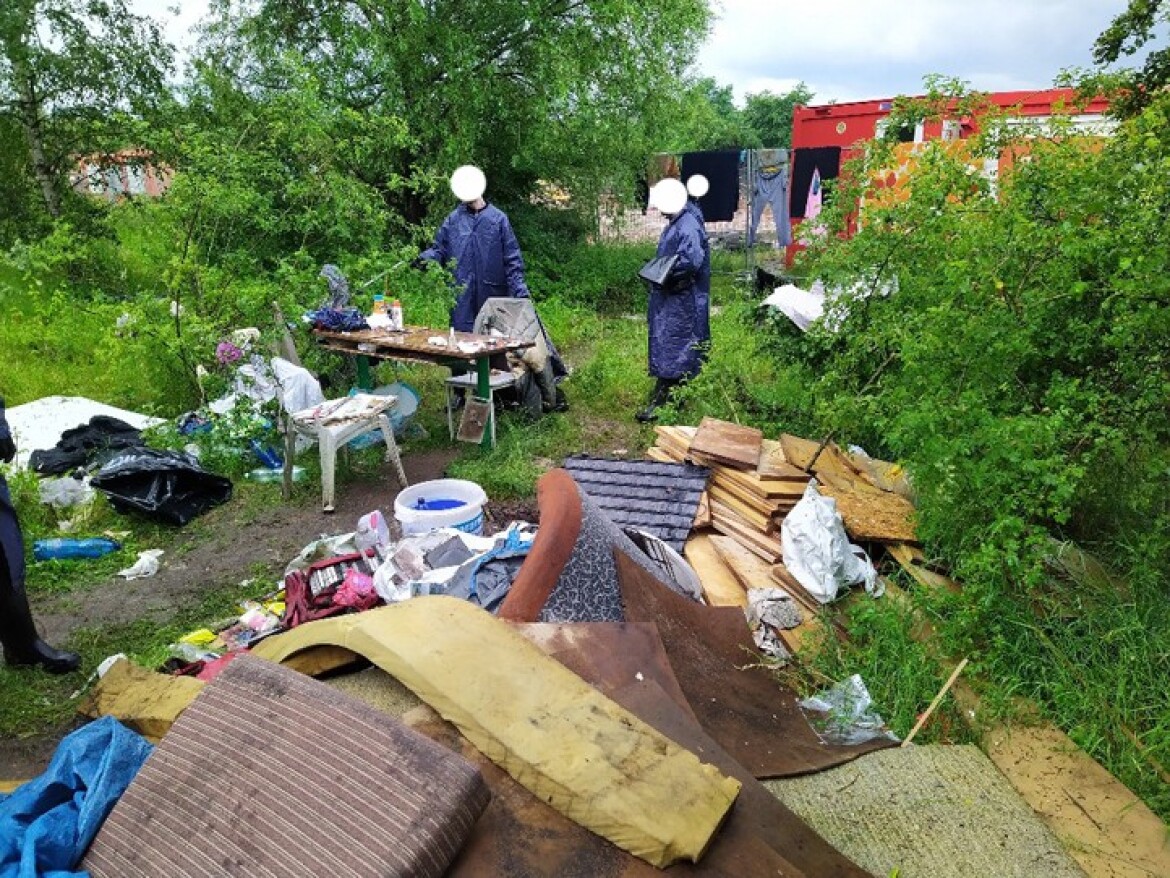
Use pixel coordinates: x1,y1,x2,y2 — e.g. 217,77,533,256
685,174,713,354
636,178,706,423
0,398,80,673
415,165,531,332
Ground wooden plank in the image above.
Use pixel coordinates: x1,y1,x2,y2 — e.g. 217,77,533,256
779,434,867,483
886,542,961,594
757,439,810,481
709,508,783,563
683,533,747,607
690,417,763,470
645,447,676,464
849,452,914,500
709,497,772,536
709,535,777,591
708,483,774,521
711,464,809,501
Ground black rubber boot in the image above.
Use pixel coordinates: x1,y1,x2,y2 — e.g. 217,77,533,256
0,568,80,674
635,378,675,423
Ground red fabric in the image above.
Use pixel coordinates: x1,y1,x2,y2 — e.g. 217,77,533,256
283,552,381,628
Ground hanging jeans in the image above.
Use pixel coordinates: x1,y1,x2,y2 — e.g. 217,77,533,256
748,166,792,247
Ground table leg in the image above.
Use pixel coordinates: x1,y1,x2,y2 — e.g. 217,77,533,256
356,355,373,391
476,356,493,449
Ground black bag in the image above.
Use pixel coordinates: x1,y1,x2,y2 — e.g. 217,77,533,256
638,254,679,285
92,448,232,525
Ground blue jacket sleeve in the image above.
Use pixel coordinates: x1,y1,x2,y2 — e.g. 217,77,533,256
499,215,530,298
420,213,454,265
0,397,9,442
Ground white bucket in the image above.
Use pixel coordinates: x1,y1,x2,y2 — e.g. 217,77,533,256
394,479,488,536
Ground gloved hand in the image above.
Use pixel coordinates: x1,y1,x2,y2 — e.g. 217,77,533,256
663,266,694,293
0,433,15,464
409,256,429,271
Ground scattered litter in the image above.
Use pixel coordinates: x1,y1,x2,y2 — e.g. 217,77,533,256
92,447,232,526
355,509,390,554
117,549,164,580
33,536,120,561
800,674,899,746
39,476,95,509
427,335,449,347
745,587,803,659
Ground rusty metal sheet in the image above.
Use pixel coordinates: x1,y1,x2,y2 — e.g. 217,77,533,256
615,548,896,779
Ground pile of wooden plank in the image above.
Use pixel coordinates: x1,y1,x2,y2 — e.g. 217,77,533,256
648,418,922,631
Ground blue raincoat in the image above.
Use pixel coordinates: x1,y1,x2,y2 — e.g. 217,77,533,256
0,401,22,595
420,203,530,331
685,198,712,346
647,209,705,380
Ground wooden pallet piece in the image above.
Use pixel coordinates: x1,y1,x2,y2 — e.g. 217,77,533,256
690,418,763,470
757,439,810,481
683,532,748,607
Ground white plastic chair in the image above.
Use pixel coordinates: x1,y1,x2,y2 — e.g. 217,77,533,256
292,394,408,512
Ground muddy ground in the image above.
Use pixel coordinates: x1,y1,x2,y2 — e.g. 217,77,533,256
2,447,539,778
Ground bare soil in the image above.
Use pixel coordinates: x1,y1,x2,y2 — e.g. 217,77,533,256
1,447,538,779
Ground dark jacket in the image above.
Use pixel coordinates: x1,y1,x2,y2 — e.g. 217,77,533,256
647,210,705,380
0,399,24,588
685,198,712,345
420,202,530,331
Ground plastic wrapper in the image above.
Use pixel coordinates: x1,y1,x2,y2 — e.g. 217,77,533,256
91,448,232,526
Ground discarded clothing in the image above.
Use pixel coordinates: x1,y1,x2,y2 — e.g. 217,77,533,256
790,147,841,219
318,264,351,308
28,417,144,476
283,551,382,628
749,162,792,246
681,150,740,222
0,716,152,878
91,448,232,526
307,306,368,332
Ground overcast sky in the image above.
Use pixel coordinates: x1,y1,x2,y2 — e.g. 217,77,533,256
698,0,1137,104
146,1,1139,106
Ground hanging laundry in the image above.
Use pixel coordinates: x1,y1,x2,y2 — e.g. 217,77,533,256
790,146,842,219
748,150,792,247
680,150,740,222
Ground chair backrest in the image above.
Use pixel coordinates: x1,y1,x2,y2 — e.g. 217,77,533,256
473,297,541,343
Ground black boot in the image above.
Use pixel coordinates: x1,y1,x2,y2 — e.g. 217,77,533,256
636,378,674,423
0,567,80,675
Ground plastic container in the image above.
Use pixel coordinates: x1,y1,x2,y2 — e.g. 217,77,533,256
371,293,386,316
389,299,404,331
34,537,121,561
245,465,306,483
394,479,488,536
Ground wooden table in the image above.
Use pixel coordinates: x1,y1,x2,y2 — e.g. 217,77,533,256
312,326,533,448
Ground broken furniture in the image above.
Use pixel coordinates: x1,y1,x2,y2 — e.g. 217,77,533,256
292,393,408,512
444,370,515,444
311,324,533,449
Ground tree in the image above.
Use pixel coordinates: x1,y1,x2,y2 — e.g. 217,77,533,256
0,1,173,218
743,83,814,148
1093,0,1170,116
658,76,754,152
198,0,710,226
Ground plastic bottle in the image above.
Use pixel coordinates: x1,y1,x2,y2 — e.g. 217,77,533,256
389,299,404,331
371,292,386,316
249,439,283,469
34,537,121,561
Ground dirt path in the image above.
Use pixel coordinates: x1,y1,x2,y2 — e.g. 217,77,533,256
3,447,539,778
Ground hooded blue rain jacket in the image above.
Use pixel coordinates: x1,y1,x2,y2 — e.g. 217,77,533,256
647,209,705,380
685,198,712,345
420,203,530,331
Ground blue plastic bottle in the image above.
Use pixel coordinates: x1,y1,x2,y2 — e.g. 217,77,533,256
33,537,121,561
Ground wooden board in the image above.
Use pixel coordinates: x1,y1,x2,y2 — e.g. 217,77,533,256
709,506,783,563
692,490,711,529
708,484,775,524
779,434,867,483
683,532,747,607
708,535,779,591
757,439,810,481
645,447,675,464
816,473,919,544
711,464,809,501
690,418,763,470
886,542,960,594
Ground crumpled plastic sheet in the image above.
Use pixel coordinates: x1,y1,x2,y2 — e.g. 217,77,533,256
117,549,164,580
799,674,900,746
745,586,803,660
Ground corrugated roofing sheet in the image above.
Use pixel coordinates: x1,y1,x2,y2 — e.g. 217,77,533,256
563,456,709,552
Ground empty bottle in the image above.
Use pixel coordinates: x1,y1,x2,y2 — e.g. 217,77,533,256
34,537,121,561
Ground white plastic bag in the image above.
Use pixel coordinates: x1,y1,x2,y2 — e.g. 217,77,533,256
355,510,390,554
780,481,881,603
799,674,899,746
117,549,164,580
39,477,95,509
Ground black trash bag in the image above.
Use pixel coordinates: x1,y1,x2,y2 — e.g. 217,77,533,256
91,448,232,526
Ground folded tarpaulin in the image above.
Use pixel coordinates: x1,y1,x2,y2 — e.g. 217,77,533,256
91,448,232,526
0,716,152,878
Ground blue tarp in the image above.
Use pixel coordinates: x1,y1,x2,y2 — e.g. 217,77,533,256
0,716,152,878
